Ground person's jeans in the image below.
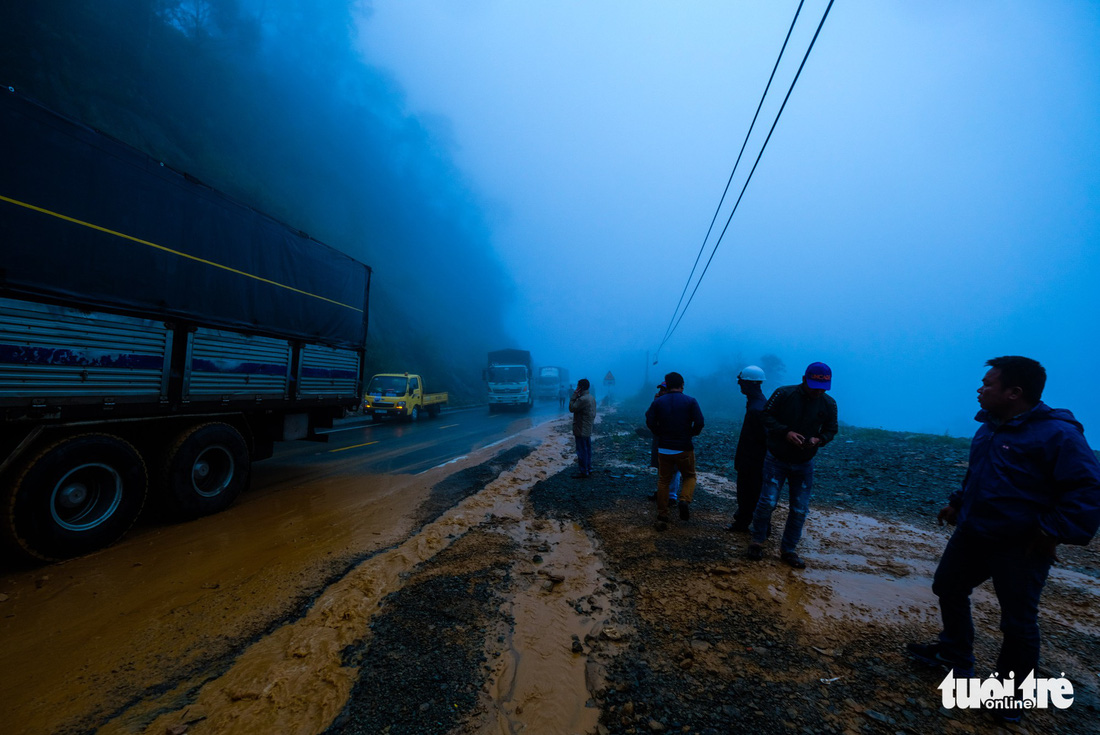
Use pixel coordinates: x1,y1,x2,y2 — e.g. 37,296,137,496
575,435,592,475
932,527,1052,684
750,452,814,554
656,450,696,516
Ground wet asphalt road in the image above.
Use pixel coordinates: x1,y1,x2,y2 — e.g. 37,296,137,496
282,400,566,474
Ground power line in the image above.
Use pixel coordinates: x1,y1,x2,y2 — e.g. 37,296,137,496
658,0,807,352
657,0,835,357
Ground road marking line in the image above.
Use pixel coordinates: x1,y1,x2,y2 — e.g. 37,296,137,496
418,455,468,474
438,424,459,429
328,440,379,453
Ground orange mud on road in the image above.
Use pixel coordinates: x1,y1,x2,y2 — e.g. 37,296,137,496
0,422,560,735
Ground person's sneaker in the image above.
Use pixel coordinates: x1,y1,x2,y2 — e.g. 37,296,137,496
905,642,975,678
780,551,807,569
678,501,690,521
747,544,764,561
654,515,669,532
727,520,751,533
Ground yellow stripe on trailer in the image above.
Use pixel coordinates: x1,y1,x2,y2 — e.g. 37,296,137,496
0,194,363,313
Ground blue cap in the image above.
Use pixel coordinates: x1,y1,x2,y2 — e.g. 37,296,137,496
804,362,832,390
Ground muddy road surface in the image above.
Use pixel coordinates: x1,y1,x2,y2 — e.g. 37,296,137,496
2,410,1098,735
0,403,566,734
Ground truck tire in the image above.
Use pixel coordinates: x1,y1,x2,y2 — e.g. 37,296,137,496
429,404,441,418
1,433,148,562
409,405,420,421
160,422,250,519
489,404,499,414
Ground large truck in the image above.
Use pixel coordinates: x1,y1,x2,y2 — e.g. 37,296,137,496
535,366,570,401
485,349,533,413
0,88,371,562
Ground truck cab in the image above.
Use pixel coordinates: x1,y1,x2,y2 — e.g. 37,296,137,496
485,349,534,413
362,373,447,421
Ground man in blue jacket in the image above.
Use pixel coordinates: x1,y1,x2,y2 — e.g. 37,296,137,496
909,356,1100,713
645,371,704,531
747,362,838,569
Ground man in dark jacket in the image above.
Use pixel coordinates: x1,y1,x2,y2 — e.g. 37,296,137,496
728,365,768,532
747,362,838,568
569,378,597,478
645,371,704,531
908,357,1100,714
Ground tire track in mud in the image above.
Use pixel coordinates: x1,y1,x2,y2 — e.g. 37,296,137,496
104,423,604,735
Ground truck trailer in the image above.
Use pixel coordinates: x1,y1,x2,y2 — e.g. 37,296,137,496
0,88,371,561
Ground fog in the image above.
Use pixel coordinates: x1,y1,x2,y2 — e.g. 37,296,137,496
5,2,1098,439
358,0,1100,439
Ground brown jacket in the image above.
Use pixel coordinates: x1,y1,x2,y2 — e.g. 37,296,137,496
569,389,597,437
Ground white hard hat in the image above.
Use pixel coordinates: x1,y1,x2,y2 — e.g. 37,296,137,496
738,365,765,382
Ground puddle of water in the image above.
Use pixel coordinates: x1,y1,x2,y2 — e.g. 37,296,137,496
481,518,610,735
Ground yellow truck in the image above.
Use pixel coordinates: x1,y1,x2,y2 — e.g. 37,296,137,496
362,373,448,421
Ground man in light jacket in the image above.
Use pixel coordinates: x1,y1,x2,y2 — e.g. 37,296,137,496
569,378,597,478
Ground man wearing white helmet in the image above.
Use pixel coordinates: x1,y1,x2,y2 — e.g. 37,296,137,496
727,365,767,533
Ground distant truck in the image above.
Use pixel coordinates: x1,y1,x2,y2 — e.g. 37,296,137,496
362,373,447,421
0,88,371,562
535,366,570,401
485,349,533,413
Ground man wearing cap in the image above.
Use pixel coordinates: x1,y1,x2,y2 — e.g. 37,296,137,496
645,371,704,531
747,362,838,568
907,357,1100,720
727,365,768,533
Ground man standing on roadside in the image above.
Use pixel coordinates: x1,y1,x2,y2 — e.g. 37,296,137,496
727,365,768,533
747,362,837,569
645,371,704,531
569,378,597,479
908,357,1100,720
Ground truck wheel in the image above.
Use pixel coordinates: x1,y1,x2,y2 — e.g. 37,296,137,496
1,433,148,561
410,406,420,421
161,423,250,519
429,404,441,418
489,404,499,414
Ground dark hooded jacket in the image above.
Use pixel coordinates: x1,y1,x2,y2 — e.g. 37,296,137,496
949,402,1100,545
645,391,704,452
761,384,838,463
734,384,767,472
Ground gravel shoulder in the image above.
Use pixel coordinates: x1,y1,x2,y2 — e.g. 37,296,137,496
328,413,1099,735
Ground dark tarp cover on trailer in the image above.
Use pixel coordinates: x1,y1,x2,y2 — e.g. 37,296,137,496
0,89,370,350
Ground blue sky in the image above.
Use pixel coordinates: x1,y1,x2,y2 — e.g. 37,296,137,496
357,0,1100,439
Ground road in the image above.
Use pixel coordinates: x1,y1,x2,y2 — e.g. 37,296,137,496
0,399,571,735
298,399,567,474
